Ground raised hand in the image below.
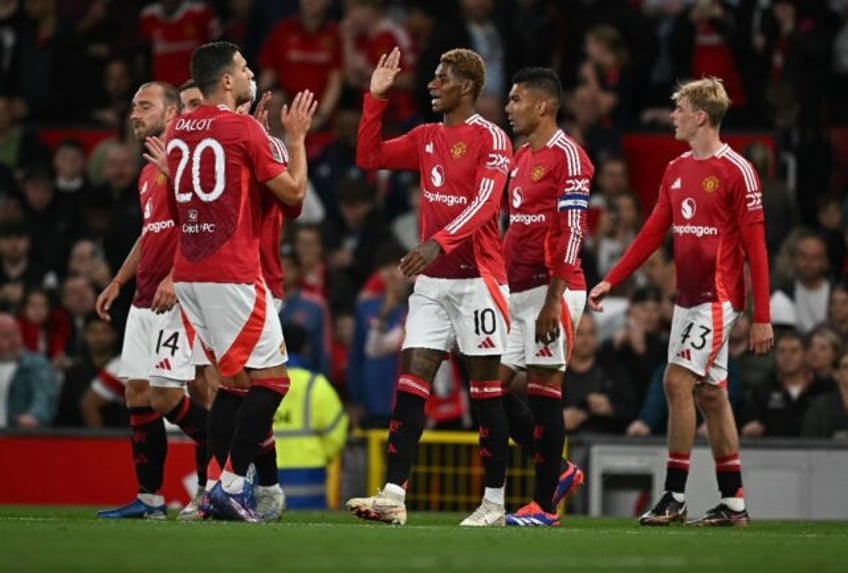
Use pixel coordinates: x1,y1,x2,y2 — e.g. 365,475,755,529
143,135,169,177
253,90,273,131
280,90,318,141
370,47,402,99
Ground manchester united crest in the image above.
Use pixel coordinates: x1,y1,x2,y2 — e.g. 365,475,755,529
702,175,720,192
155,172,167,186
450,141,467,159
531,165,546,181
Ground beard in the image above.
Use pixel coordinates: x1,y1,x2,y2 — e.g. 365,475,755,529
248,79,257,104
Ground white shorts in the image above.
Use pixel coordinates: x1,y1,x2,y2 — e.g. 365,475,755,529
402,275,509,356
190,296,283,367
119,304,194,386
175,280,286,377
668,301,740,386
503,286,586,370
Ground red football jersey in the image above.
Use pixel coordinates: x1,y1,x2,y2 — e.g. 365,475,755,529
606,144,770,320
165,105,287,284
505,130,594,293
258,16,342,100
134,163,177,308
259,137,301,300
357,94,511,283
139,2,220,86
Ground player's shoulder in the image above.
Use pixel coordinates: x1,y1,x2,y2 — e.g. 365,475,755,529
465,114,510,151
668,150,694,168
715,144,759,190
545,130,592,172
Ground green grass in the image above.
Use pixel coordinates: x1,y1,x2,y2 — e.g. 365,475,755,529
1,507,847,573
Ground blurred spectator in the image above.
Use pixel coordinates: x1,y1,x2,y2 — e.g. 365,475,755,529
16,286,67,361
66,238,112,290
0,311,59,428
324,177,391,293
78,342,124,428
742,328,832,437
563,313,636,434
641,0,689,112
575,24,635,127
280,248,331,374
11,0,81,121
512,0,560,71
827,281,848,339
20,166,78,276
730,313,774,398
391,179,420,251
139,0,220,86
91,143,141,273
54,312,123,427
832,0,848,124
89,57,134,129
0,93,50,177
292,222,329,301
52,139,92,216
220,0,253,46
417,0,514,123
258,0,342,134
0,0,23,92
815,194,846,276
58,275,96,367
347,242,410,430
805,325,843,384
0,221,54,311
639,237,675,328
562,83,622,165
598,286,668,408
770,230,832,334
86,114,140,186
744,141,797,258
801,348,848,439
342,0,417,128
593,191,642,280
329,309,353,398
310,106,365,223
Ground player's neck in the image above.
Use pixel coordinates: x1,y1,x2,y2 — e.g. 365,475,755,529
204,93,237,111
443,102,476,127
527,121,559,151
688,130,723,159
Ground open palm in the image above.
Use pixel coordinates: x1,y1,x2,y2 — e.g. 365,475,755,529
370,47,402,99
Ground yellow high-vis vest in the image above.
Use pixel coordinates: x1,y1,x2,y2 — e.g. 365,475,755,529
273,365,347,509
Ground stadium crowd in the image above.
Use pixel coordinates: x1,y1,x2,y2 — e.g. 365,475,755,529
0,0,847,442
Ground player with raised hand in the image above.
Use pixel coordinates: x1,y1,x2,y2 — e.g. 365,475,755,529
588,77,773,527
500,67,592,527
346,47,513,527
165,41,315,522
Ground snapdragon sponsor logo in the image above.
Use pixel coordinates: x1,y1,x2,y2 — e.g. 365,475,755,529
142,219,175,234
182,222,216,234
672,224,718,237
423,190,467,207
510,213,546,225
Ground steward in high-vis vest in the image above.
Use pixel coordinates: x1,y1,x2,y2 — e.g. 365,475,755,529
273,325,347,509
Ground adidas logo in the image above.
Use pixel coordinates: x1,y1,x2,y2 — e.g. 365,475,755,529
154,358,173,370
477,336,496,349
671,177,682,190
676,348,692,361
535,346,553,358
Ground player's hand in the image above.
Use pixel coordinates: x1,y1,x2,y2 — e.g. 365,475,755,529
151,275,176,314
588,281,611,311
370,47,402,99
749,322,774,355
143,135,169,177
280,90,318,141
399,239,441,277
253,90,272,131
535,299,561,345
95,280,121,321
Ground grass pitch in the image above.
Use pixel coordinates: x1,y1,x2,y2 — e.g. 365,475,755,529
1,506,846,573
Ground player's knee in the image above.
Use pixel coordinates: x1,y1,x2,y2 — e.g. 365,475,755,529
124,379,150,407
663,365,696,401
149,387,183,414
695,384,726,413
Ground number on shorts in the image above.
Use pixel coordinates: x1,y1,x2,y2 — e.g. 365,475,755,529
473,308,497,335
167,137,226,203
680,322,711,350
156,330,180,357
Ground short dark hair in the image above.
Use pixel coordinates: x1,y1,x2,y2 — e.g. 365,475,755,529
776,328,803,347
56,139,86,153
178,78,197,92
512,67,563,108
190,41,240,98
